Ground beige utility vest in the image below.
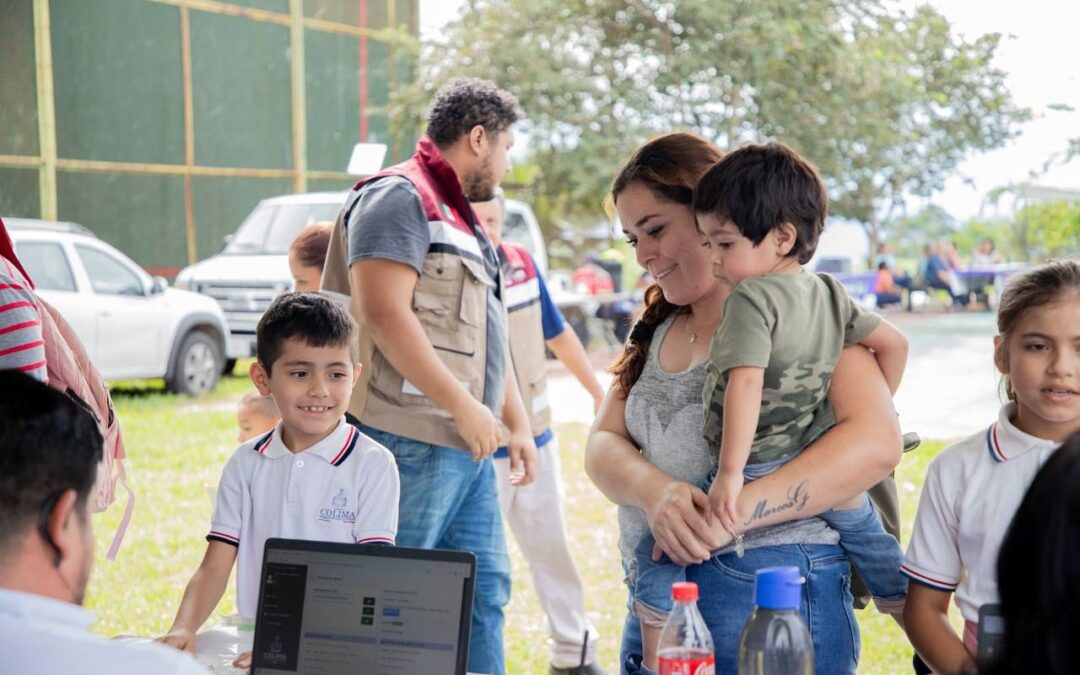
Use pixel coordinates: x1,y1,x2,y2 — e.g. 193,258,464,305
499,242,552,438
322,146,501,451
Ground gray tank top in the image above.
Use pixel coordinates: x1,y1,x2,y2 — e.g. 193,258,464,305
618,315,837,564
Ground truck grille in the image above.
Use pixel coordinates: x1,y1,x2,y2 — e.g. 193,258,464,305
195,282,284,333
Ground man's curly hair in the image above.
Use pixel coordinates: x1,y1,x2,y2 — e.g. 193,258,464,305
426,78,521,147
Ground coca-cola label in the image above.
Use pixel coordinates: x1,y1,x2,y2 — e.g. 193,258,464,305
658,654,715,675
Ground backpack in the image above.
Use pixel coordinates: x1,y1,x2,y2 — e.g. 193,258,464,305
38,297,133,560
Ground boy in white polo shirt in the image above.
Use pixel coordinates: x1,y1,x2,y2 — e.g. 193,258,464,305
160,292,399,654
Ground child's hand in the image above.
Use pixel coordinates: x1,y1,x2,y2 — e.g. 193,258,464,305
233,650,253,669
156,627,196,653
708,470,744,535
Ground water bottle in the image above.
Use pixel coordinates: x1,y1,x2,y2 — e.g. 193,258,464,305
737,566,814,675
657,581,715,675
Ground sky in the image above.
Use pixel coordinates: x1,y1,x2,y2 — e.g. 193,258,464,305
418,0,1080,223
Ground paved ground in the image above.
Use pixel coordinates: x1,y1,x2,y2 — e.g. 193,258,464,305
546,310,1001,441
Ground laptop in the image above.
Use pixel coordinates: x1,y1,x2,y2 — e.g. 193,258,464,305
251,538,476,675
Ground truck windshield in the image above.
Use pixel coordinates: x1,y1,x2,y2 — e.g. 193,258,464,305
225,201,343,254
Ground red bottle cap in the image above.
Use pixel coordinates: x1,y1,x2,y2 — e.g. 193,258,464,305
671,581,698,602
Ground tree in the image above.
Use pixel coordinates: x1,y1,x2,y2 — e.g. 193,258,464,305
388,0,1029,253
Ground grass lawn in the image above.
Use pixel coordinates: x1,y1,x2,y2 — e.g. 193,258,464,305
87,367,949,673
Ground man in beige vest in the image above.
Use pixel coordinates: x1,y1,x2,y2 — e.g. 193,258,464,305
321,79,536,675
474,190,608,674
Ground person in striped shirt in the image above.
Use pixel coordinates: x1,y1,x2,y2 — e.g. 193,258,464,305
0,221,46,381
159,293,399,662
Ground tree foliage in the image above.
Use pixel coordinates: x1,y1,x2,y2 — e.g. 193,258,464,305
389,0,1029,250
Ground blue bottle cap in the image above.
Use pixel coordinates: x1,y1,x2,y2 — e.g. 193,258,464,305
754,566,804,610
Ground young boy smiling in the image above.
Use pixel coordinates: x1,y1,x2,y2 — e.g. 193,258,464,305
161,292,399,653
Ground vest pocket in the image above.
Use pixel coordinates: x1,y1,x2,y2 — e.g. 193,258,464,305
413,254,478,356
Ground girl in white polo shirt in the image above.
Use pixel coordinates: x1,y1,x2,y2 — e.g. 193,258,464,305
902,260,1080,674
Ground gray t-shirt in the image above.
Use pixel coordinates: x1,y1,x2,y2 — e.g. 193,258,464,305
344,176,507,413
618,315,837,565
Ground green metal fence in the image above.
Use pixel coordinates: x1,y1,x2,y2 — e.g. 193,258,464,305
0,0,418,274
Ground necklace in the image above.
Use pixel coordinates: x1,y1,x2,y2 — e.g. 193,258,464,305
685,312,712,344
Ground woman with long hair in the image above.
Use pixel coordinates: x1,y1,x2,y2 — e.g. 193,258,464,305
586,133,903,674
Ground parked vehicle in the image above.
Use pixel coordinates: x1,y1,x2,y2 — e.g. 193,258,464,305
6,218,229,395
175,191,547,372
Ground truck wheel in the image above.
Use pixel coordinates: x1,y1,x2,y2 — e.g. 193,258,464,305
223,358,237,376
167,330,222,395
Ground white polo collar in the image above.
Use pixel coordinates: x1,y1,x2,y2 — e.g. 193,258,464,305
986,402,1060,463
251,417,359,466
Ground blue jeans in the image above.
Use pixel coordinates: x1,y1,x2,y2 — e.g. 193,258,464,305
621,544,859,675
820,494,907,606
632,465,904,621
360,425,511,675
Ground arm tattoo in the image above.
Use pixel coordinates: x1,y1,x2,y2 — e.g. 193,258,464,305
743,480,810,528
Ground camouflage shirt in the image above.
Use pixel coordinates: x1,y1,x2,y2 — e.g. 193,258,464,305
702,272,880,464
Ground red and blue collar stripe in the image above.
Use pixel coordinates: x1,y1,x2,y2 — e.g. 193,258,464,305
985,423,1007,463
252,430,274,455
329,425,360,467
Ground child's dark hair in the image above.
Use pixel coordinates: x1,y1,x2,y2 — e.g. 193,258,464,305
987,431,1080,675
256,292,358,374
692,141,827,264
996,260,1080,401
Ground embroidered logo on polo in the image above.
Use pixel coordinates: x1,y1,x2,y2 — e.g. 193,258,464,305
319,488,356,524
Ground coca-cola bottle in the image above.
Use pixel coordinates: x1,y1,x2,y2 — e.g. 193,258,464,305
657,581,715,675
737,566,814,675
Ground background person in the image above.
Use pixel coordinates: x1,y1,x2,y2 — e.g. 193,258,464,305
0,370,208,674
0,216,129,557
586,132,903,675
985,430,1080,675
473,190,607,674
320,78,537,675
235,390,280,444
902,260,1080,674
288,221,333,292
875,261,905,309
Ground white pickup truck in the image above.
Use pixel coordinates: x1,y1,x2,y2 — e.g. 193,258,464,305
175,191,547,372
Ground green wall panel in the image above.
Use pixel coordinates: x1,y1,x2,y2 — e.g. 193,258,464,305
393,0,415,31
302,0,357,25
56,171,186,271
192,176,292,259
366,1,390,30
365,41,391,145
304,29,360,172
216,0,289,12
50,0,184,164
0,0,40,157
0,168,41,218
191,10,293,169
306,178,354,194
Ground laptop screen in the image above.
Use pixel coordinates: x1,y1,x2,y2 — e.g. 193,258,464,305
252,539,475,675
